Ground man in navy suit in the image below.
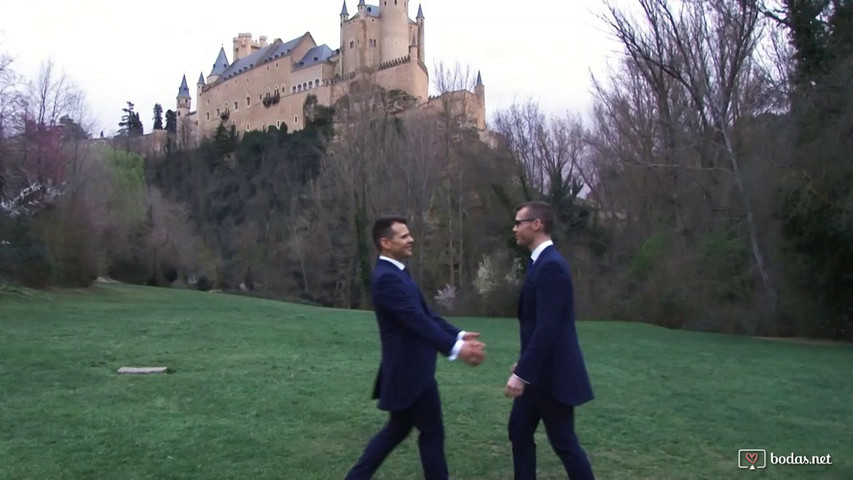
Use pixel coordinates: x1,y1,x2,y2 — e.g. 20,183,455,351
504,201,595,480
345,216,486,480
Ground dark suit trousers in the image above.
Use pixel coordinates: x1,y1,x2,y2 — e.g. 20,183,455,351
346,383,448,480
508,387,594,480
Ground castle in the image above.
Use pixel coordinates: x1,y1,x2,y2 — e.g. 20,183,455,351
173,1,486,143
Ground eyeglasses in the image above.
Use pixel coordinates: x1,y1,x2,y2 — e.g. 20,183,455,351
513,218,537,227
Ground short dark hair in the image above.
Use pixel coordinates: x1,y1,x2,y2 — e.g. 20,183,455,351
372,216,407,251
516,201,554,234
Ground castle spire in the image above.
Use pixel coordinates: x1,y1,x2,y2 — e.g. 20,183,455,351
197,72,205,85
358,0,365,5
476,70,483,86
177,74,190,98
341,0,348,15
417,3,424,18
209,47,229,77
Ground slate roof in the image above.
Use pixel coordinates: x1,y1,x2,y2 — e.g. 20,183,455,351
209,47,229,77
294,45,335,71
177,75,190,97
219,36,304,80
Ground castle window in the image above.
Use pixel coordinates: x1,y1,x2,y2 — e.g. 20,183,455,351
276,62,279,68
315,78,320,85
276,120,281,127
216,108,220,116
246,124,250,131
350,41,354,49
206,112,210,120
234,101,238,110
246,96,251,106
292,86,296,93
294,115,298,124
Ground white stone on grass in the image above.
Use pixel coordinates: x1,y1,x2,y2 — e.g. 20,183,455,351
117,366,169,374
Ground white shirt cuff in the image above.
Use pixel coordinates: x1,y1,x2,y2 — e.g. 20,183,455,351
512,373,529,384
447,332,466,361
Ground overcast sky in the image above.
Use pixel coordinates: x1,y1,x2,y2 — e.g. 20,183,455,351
0,0,626,136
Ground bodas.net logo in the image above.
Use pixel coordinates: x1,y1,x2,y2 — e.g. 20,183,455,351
738,449,767,470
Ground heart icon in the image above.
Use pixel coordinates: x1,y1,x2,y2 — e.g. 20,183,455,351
745,452,758,464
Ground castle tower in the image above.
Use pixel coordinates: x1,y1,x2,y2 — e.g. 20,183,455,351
409,31,418,62
475,71,485,107
341,0,370,74
416,3,425,62
475,71,486,129
232,33,268,61
177,74,191,118
196,72,205,98
380,0,409,63
340,1,349,74
207,47,229,84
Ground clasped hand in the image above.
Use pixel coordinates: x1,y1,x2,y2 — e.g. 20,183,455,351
458,332,485,366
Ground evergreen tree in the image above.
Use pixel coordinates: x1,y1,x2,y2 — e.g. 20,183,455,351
118,101,143,137
59,115,89,142
165,109,177,134
153,103,163,130
779,0,853,338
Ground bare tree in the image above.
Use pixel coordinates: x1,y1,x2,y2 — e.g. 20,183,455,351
0,51,19,199
601,0,779,309
430,61,478,288
0,52,18,137
309,76,395,306
493,100,588,235
22,60,85,129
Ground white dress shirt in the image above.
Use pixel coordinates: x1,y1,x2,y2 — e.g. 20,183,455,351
530,239,554,264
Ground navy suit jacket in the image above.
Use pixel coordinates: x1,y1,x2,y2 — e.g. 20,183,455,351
370,259,461,411
515,245,594,406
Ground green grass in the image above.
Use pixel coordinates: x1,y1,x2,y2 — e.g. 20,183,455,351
1,284,851,479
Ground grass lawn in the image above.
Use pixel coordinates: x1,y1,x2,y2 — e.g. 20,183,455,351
1,284,851,479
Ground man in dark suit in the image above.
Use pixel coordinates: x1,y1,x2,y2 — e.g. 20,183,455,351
346,216,486,480
504,201,595,480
